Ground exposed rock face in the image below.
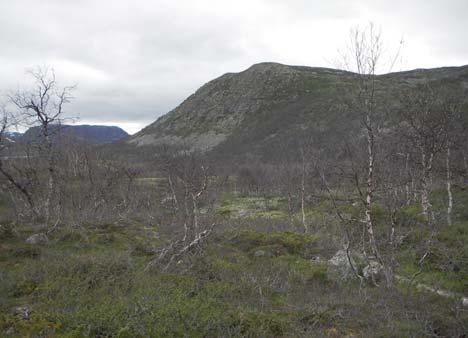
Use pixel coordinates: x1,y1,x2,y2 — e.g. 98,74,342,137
129,62,468,157
25,233,49,245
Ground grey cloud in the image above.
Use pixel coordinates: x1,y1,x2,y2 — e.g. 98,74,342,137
1,0,467,134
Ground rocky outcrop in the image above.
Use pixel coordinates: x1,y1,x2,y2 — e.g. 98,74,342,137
328,249,364,281
328,250,386,285
25,233,49,245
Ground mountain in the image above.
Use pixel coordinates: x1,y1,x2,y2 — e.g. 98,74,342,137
3,131,23,142
22,125,129,145
129,62,468,158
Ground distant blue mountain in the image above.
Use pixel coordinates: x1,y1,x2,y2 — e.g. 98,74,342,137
4,131,23,141
22,125,129,145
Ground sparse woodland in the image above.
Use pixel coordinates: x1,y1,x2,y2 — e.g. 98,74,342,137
1,31,468,337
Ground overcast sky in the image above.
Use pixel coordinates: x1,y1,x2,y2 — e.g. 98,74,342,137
1,0,467,134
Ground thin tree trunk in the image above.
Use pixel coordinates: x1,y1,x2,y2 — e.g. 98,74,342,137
0,162,37,217
365,114,379,258
183,184,190,242
44,129,55,224
420,150,434,225
287,191,294,226
446,145,453,226
463,150,468,183
405,153,411,205
300,152,307,233
191,193,199,234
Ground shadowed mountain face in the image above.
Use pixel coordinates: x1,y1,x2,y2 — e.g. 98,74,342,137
23,125,129,145
129,62,468,158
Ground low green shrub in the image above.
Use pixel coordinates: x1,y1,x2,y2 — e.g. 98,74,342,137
229,229,319,257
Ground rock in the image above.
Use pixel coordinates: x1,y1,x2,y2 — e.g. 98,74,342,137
160,195,174,205
310,256,322,263
328,249,363,281
11,305,30,320
237,209,249,218
462,297,468,308
254,250,266,257
363,260,385,284
25,233,49,245
5,326,15,335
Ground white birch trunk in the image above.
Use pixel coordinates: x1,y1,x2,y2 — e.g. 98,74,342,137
405,153,411,205
300,151,308,233
365,114,379,258
463,150,468,183
446,145,453,226
192,193,199,233
420,150,434,224
44,130,54,224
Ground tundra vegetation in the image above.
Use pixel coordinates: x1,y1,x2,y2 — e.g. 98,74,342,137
1,35,468,337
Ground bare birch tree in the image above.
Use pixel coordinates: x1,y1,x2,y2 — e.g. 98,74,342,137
146,146,215,271
399,84,447,225
0,106,38,216
440,90,465,226
8,66,74,224
340,23,384,261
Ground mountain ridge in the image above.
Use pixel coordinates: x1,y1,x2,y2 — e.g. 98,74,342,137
23,124,129,145
129,62,468,158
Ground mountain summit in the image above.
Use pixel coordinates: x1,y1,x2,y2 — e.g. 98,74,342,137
129,63,468,157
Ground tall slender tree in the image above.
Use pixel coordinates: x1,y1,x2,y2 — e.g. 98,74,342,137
340,23,383,260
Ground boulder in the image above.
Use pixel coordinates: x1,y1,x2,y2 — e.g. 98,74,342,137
310,255,322,263
363,260,385,284
4,326,15,335
462,297,468,308
25,233,49,245
11,305,30,320
328,249,363,281
254,250,266,257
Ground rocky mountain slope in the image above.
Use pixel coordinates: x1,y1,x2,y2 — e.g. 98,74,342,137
129,62,468,158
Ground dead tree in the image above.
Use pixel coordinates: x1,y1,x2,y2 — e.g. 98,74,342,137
8,66,74,224
0,106,37,216
146,146,215,271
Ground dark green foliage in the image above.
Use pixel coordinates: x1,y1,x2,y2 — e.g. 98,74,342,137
0,223,16,240
228,228,318,257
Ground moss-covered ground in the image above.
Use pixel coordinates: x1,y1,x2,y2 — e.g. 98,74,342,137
0,219,466,337
0,186,467,336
